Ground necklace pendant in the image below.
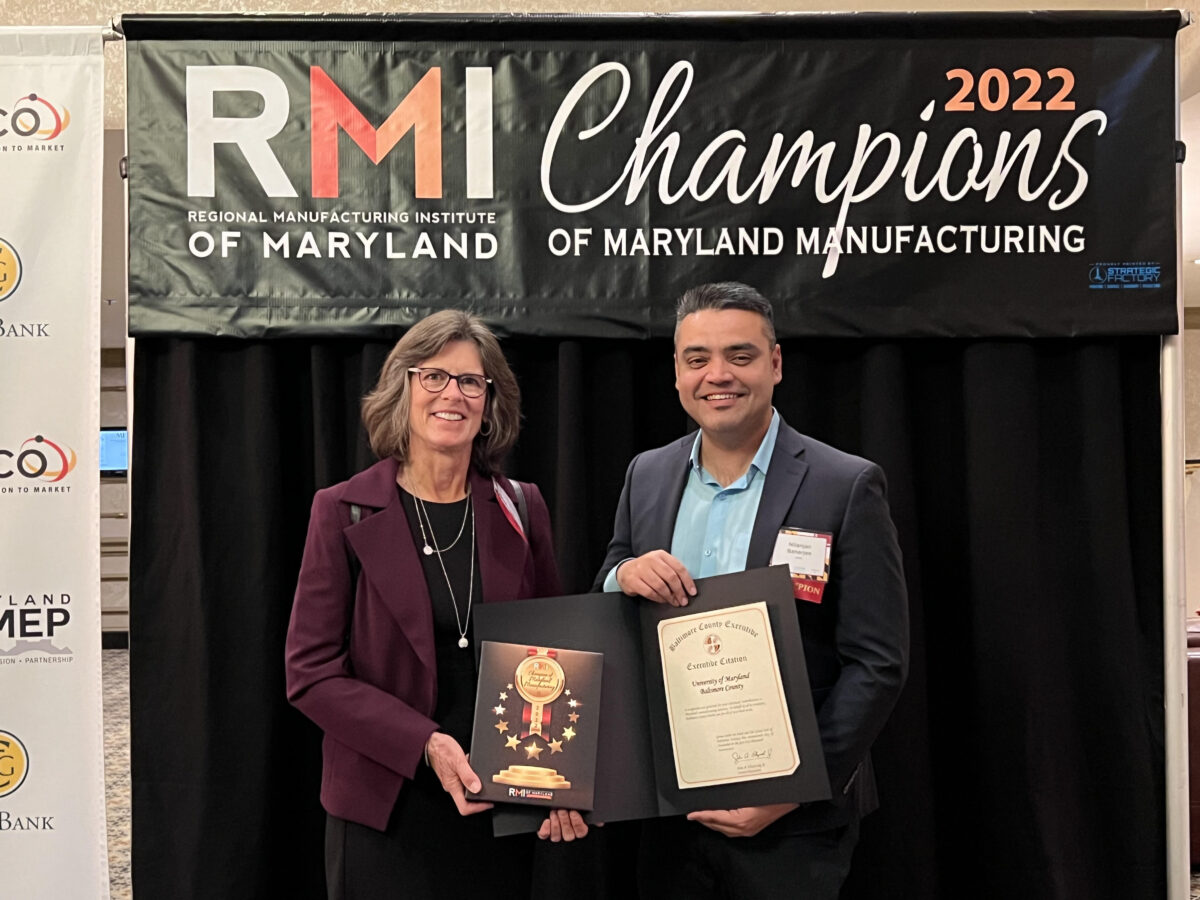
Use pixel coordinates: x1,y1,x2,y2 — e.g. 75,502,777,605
422,544,433,556
457,636,469,649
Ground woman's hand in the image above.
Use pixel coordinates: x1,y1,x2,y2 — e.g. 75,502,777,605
424,732,493,816
536,809,590,842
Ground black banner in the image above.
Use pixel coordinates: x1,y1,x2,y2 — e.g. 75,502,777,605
123,13,1180,338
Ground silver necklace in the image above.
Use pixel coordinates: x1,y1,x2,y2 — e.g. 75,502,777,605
415,495,475,649
414,487,471,556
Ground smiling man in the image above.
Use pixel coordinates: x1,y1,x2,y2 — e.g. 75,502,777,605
594,282,909,900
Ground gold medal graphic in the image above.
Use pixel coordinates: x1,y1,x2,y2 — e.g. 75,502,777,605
492,647,572,790
514,647,565,738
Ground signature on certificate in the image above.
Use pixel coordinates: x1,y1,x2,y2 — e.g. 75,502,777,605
731,748,773,763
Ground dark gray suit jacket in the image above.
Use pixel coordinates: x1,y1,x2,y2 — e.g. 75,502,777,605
594,419,908,832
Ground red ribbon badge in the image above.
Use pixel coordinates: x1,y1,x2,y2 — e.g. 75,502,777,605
791,576,827,604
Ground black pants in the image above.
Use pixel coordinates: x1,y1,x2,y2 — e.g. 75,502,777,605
325,766,534,900
637,815,860,900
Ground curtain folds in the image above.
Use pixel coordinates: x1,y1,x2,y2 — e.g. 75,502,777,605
131,334,1164,899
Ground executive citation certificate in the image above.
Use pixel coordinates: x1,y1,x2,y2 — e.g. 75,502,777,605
656,602,800,789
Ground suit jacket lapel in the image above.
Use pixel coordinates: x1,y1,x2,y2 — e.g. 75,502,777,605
343,459,437,679
748,425,810,567
473,472,527,605
645,436,692,554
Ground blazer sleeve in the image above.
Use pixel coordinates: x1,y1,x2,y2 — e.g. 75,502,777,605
284,489,438,780
818,463,909,793
591,454,639,592
522,481,563,598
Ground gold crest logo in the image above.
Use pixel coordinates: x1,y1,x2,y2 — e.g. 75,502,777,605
0,730,30,798
0,239,23,302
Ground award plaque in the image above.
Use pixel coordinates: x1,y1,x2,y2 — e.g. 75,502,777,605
467,641,603,810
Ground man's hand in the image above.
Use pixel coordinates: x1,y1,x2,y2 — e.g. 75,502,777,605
686,803,799,837
424,732,493,816
615,550,697,606
536,808,590,842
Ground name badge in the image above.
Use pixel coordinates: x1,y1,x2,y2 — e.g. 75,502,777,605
769,529,832,604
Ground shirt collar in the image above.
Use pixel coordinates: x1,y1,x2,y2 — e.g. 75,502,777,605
689,409,780,483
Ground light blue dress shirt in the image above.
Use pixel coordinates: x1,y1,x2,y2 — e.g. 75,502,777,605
604,410,780,590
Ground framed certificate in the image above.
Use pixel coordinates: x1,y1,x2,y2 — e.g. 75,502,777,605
656,602,800,789
636,565,829,818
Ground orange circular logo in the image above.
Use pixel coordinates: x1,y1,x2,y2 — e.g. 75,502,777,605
0,238,22,302
0,730,30,798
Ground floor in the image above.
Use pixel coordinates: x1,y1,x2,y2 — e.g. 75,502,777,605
103,648,131,900
98,647,1200,900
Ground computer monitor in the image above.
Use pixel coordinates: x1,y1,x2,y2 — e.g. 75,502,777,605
100,427,128,478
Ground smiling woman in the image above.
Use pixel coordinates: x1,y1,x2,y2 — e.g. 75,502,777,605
404,345,490,462
360,313,519,476
285,310,585,900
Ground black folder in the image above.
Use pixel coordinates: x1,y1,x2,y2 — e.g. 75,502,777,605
474,565,830,836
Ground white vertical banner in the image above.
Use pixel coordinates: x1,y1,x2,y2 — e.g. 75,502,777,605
0,27,108,900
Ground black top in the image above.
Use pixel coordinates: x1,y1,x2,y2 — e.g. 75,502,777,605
398,487,481,748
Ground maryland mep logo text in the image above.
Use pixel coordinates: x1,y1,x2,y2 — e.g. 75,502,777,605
0,94,70,142
0,238,21,302
0,730,29,798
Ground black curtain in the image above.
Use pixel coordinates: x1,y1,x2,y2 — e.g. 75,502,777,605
130,334,1164,899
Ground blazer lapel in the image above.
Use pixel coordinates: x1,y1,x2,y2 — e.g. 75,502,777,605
642,436,692,554
748,425,810,567
343,459,437,679
473,472,527,605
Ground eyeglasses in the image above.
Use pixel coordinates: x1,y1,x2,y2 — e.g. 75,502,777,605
408,367,492,398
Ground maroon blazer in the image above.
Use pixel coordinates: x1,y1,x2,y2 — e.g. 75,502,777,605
285,457,562,831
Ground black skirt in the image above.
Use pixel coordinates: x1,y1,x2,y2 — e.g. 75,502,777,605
325,763,535,900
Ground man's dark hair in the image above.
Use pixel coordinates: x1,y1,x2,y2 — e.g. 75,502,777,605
674,282,776,345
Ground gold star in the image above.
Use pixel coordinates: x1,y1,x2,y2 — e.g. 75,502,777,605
568,699,579,708
495,720,509,733
562,727,576,741
549,739,563,754
524,743,543,760
499,691,508,701
505,735,520,750
493,705,506,716
568,712,580,723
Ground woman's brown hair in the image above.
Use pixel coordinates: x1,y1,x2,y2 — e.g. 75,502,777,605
361,310,520,475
